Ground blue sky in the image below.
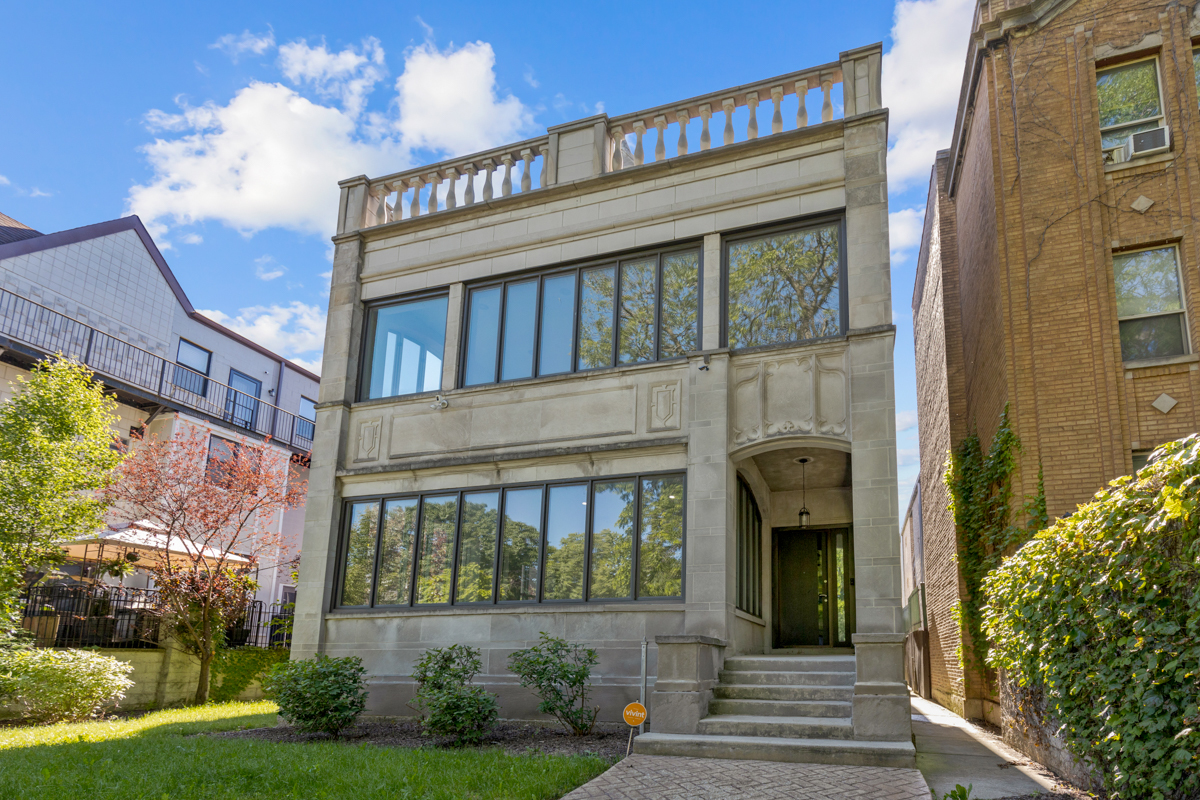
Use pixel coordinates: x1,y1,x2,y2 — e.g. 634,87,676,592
0,0,976,505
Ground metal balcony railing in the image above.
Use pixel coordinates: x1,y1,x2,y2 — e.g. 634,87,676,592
0,287,314,451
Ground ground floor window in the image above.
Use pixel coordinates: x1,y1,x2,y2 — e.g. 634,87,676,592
736,477,762,617
1113,246,1188,361
335,472,685,609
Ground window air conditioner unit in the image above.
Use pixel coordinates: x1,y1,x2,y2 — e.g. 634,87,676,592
1122,125,1170,161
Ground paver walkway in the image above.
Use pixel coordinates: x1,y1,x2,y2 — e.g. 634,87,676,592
560,755,931,799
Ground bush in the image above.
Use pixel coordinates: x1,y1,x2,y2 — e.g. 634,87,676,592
410,644,497,746
210,646,291,703
984,434,1200,800
261,654,368,736
0,648,134,722
508,632,599,735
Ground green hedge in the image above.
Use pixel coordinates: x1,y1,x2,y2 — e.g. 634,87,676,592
210,647,290,703
984,435,1200,799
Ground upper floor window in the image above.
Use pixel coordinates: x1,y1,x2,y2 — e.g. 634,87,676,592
1113,246,1188,361
460,246,701,387
174,339,211,396
297,396,316,441
361,294,448,400
1097,58,1164,160
725,220,843,350
226,370,261,430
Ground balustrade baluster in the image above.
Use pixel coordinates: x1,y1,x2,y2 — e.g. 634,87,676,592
539,144,552,187
520,149,533,193
653,116,667,162
821,77,833,123
501,155,514,197
385,185,396,222
796,79,809,128
464,164,477,204
610,125,624,171
771,86,783,134
722,99,735,145
426,173,440,215
676,110,689,156
746,92,759,140
699,104,712,151
633,122,646,165
482,159,495,201
445,168,458,210
409,177,423,218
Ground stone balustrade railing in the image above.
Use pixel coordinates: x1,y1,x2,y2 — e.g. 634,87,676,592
340,43,882,235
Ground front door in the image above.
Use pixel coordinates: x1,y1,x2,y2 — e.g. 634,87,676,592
773,527,854,648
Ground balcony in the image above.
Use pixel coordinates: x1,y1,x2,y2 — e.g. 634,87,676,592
0,287,314,452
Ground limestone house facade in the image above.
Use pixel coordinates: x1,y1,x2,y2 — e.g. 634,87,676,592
910,0,1200,781
295,42,914,765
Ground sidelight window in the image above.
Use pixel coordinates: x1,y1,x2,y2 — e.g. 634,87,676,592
736,477,762,617
460,246,701,386
362,294,448,400
334,472,685,608
1113,246,1188,361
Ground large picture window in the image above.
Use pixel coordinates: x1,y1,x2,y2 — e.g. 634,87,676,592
361,294,448,400
1096,58,1164,158
461,246,700,387
1113,246,1188,362
725,220,843,350
334,472,685,608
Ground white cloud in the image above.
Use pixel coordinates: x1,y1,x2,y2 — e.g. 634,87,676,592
0,175,10,186
889,206,926,262
897,447,920,468
523,66,539,88
211,29,276,62
896,410,919,433
882,0,975,190
28,188,51,198
128,37,533,240
197,301,325,370
288,356,324,375
254,254,286,280
181,232,203,245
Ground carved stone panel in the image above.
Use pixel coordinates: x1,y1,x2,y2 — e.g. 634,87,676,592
730,347,849,448
763,357,814,436
648,380,682,431
815,353,847,436
356,418,383,462
732,365,763,445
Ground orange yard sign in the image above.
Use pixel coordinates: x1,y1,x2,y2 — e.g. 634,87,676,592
622,702,647,727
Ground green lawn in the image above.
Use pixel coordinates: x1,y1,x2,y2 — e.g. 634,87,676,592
0,702,611,800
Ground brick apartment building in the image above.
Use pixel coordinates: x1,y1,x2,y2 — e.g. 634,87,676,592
910,0,1200,771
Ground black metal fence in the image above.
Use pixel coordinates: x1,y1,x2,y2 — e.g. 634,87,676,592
19,584,293,650
0,288,314,452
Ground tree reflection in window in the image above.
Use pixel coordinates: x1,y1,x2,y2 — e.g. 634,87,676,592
589,480,635,599
416,495,457,604
618,258,657,364
376,498,418,605
340,502,379,606
455,492,499,603
660,251,699,358
638,476,684,598
498,487,542,602
727,224,841,349
543,485,587,600
579,267,615,369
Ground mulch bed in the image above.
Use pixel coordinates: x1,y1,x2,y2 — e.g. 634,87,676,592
212,718,633,760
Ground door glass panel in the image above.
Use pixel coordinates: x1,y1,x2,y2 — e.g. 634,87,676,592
365,296,447,398
415,495,457,604
464,286,502,386
588,480,634,599
578,266,615,370
376,498,418,605
498,487,542,602
660,251,700,358
538,274,576,375
817,534,828,646
226,371,260,429
340,502,379,606
501,281,537,381
544,484,587,600
835,531,846,645
617,258,656,365
455,492,499,603
637,476,683,598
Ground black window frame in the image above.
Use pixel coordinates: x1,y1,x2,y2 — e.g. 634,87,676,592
297,396,317,441
225,368,262,431
736,475,763,618
174,338,212,396
357,289,450,403
457,242,704,388
721,214,849,352
330,470,687,611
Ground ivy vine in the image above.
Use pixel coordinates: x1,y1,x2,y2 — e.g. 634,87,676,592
944,405,1046,674
210,646,290,703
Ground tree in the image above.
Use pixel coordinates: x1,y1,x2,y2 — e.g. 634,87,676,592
0,357,124,645
102,426,305,703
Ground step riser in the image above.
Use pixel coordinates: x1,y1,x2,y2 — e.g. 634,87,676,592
708,699,851,718
697,719,854,739
719,670,855,686
633,736,916,769
713,685,852,701
723,657,855,673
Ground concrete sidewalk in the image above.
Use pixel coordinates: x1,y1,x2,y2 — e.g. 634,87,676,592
911,695,1063,798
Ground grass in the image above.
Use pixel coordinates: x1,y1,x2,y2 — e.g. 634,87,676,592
0,702,612,800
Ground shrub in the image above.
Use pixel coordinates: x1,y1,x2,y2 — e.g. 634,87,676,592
984,434,1200,800
210,646,291,703
261,654,368,736
508,632,599,735
0,648,134,722
410,644,497,746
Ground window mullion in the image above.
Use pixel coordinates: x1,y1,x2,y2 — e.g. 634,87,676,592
494,283,507,384
368,498,385,608
493,489,505,604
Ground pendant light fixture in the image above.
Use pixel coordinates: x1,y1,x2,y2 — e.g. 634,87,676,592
795,456,812,528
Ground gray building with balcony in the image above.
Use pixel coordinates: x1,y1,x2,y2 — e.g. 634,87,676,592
295,43,913,765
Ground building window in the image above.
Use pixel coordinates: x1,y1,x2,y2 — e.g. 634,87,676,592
205,435,239,486
362,294,448,400
1194,48,1200,106
334,472,685,608
736,477,762,618
1096,58,1164,160
174,339,211,396
1113,246,1188,361
226,370,261,430
297,396,316,442
1131,449,1153,473
460,246,701,387
725,220,843,350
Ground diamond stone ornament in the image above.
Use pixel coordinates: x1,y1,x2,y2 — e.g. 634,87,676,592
1131,195,1155,214
1152,393,1177,414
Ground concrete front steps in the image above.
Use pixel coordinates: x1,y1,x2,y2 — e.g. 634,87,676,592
634,653,916,768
